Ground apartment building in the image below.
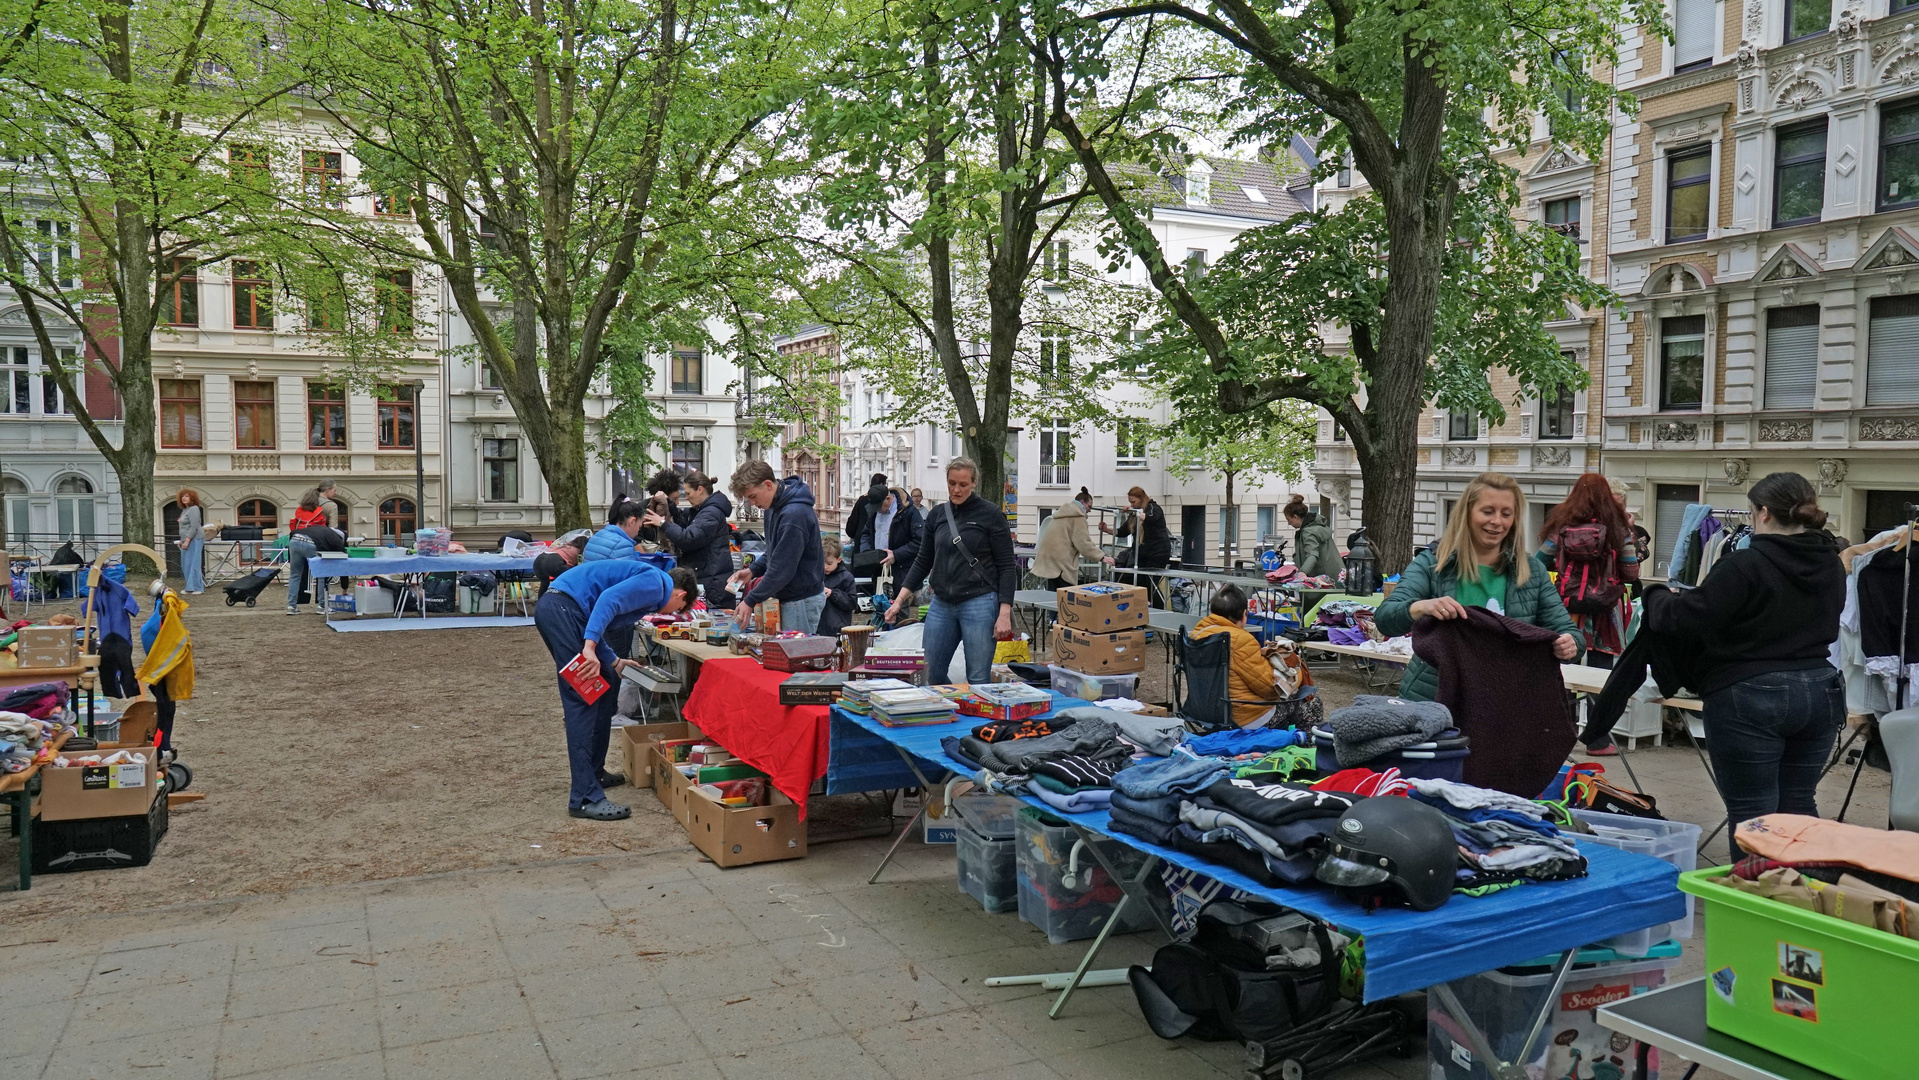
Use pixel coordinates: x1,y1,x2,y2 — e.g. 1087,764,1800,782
1602,0,1919,572
0,298,123,555
767,325,843,530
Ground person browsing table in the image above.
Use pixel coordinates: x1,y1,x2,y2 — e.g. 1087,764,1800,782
537,560,697,820
727,460,825,632
1375,471,1581,701
1101,486,1171,606
642,470,734,607
583,498,645,562
885,456,1017,683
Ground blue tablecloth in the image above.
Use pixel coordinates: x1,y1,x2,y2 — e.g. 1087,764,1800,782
831,692,1686,1003
305,553,538,579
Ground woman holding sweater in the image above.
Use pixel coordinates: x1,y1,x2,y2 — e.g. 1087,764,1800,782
1376,472,1580,701
1642,472,1844,854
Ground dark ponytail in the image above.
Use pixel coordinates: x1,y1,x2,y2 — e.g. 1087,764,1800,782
1283,494,1310,522
1748,471,1828,530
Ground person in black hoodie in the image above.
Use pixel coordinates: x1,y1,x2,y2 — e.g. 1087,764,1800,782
846,473,888,554
1641,472,1845,856
886,456,1016,682
645,470,734,608
818,536,858,637
727,460,826,631
1101,485,1171,607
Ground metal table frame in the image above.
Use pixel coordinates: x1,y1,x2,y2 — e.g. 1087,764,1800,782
1597,977,1838,1080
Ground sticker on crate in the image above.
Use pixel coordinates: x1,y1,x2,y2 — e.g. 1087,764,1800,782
1771,979,1818,1022
1712,966,1737,1005
1779,943,1824,986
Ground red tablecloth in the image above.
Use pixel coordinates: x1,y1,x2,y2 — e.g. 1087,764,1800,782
680,657,830,819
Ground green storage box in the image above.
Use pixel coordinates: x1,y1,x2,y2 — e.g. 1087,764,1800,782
346,546,376,558
1680,866,1919,1080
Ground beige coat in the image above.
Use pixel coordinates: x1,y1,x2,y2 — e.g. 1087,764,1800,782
1033,500,1105,581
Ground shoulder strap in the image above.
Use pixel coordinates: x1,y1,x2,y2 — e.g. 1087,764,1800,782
942,500,996,591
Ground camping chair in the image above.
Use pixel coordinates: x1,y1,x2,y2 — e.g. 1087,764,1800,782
1174,628,1282,735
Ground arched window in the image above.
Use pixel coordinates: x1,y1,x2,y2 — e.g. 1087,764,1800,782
2,476,26,543
237,498,278,532
53,475,93,540
379,497,416,543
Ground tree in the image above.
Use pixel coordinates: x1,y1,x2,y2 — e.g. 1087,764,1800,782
1151,403,1315,561
1042,0,1651,571
284,0,831,530
0,0,405,564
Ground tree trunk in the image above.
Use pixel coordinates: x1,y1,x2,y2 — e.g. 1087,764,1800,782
1353,395,1419,577
517,394,592,533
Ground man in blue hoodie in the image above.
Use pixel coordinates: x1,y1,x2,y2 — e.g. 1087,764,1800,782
727,460,825,632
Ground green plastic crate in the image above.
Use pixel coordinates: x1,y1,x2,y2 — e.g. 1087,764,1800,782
1680,865,1919,1080
346,547,377,558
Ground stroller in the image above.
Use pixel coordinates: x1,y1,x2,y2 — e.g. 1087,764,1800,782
222,566,281,607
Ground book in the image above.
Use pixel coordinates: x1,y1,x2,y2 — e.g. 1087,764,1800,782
560,652,609,704
780,671,849,705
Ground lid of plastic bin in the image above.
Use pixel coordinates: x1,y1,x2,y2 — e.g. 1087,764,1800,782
954,794,1025,840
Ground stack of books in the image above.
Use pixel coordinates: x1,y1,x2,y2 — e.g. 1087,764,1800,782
840,677,915,715
868,686,960,727
955,682,1053,722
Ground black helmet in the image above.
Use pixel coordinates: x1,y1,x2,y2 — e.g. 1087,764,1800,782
1315,797,1458,911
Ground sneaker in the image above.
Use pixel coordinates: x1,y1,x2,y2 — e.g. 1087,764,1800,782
610,714,638,728
287,603,299,615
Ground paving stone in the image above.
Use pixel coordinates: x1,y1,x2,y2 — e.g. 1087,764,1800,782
63,976,230,1044
585,1062,724,1080
231,922,373,973
517,959,671,1025
385,1029,558,1080
380,977,535,1049
820,879,974,925
869,911,1028,961
491,884,620,929
0,952,96,1003
717,885,861,944
224,1050,389,1079
1043,1033,1229,1080
217,1000,383,1076
714,1033,891,1080
977,995,1154,1056
502,922,643,977
924,944,1072,1007
680,984,844,1056
764,922,913,981
852,1010,1037,1079
804,966,972,1036
39,1022,221,1080
645,940,788,1002
225,955,381,1019
538,1004,692,1080
0,998,76,1075
373,936,517,992
83,937,235,995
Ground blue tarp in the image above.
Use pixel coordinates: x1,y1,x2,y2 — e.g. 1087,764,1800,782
305,552,538,579
832,694,1685,1003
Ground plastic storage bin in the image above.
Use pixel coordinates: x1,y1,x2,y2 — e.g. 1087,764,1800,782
1427,951,1678,1080
32,790,168,873
1046,664,1140,703
1681,865,1919,1080
1571,809,1700,954
954,795,1023,913
1014,807,1155,944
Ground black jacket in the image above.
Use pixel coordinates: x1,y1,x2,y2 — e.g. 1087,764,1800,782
900,494,1017,606
819,563,858,637
743,477,825,605
1642,531,1843,695
864,488,923,571
662,491,734,591
846,479,889,553
1117,499,1172,567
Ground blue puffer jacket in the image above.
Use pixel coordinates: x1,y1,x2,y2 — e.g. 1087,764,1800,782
742,477,824,605
582,522,638,563
1374,546,1581,701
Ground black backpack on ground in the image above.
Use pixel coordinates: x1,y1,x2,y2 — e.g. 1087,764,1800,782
1130,902,1342,1043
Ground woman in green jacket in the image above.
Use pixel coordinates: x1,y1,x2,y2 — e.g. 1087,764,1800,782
1285,496,1344,579
1375,472,1582,701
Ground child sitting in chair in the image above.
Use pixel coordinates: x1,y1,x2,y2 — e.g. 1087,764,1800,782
1190,584,1315,728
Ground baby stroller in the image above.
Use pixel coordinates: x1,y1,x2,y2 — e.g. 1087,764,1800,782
222,566,281,607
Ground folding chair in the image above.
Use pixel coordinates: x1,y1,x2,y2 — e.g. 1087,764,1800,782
1173,628,1279,733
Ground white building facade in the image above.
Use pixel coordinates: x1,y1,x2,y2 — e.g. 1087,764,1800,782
0,299,122,557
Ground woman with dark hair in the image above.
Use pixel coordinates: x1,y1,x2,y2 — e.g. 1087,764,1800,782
1101,485,1170,606
1283,495,1342,578
1538,474,1639,754
584,498,645,562
1643,472,1844,853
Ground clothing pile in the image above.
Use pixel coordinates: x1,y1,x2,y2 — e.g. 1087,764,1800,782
1406,777,1587,891
0,711,66,773
1173,779,1362,886
1721,815,1919,923
1109,754,1234,847
1321,696,1453,767
948,706,1183,814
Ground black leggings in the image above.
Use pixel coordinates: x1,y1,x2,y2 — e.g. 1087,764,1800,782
1044,576,1073,592
152,679,176,754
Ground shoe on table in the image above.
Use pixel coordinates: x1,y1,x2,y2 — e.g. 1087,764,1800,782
598,770,626,789
569,798,631,821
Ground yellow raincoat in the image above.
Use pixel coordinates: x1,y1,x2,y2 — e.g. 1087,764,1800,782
134,592,194,700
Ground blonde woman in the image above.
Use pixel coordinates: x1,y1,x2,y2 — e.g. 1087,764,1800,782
1375,472,1581,701
175,489,206,594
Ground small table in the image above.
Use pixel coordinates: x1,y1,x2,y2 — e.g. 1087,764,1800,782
1,727,71,891
1597,978,1836,1080
1298,640,1410,690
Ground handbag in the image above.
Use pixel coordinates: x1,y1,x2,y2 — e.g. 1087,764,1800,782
1129,902,1341,1043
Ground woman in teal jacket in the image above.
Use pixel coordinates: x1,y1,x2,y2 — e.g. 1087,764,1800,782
1375,472,1582,701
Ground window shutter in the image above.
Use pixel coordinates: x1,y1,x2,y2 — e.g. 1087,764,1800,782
1764,306,1820,410
1675,0,1714,67
1868,295,1919,406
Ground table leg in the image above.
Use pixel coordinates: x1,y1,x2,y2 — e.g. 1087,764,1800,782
8,790,31,891
1042,823,1173,1019
1432,948,1576,1080
866,744,948,885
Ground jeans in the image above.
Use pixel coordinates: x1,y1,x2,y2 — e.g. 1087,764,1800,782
535,591,623,809
284,535,317,608
181,535,205,593
778,592,826,636
923,591,999,683
1703,665,1844,859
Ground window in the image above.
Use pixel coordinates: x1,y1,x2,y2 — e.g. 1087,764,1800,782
478,360,500,389
1879,99,1919,211
1041,239,1070,284
377,384,416,449
1774,120,1828,226
307,383,346,448
373,188,411,218
40,369,58,416
1785,0,1830,42
232,261,272,329
1332,420,1346,442
1867,294,1919,406
1673,0,1714,71
670,440,704,474
476,215,502,251
1256,505,1276,543
1541,383,1576,439
1336,159,1352,188
162,258,198,326
237,498,278,533
1,347,28,414
1764,305,1820,410
1544,197,1581,240
1653,483,1699,576
379,497,417,543
1448,411,1479,440
376,270,414,335
1666,146,1711,243
234,380,276,449
1185,166,1211,205
306,272,346,331
671,347,702,394
1550,50,1584,122
1660,315,1706,410
1115,418,1147,468
228,144,269,185
1038,326,1069,382
54,476,93,540
301,150,343,208
1038,419,1071,486
1183,248,1209,280
2,477,25,542
483,438,519,502
33,220,75,289
159,379,202,448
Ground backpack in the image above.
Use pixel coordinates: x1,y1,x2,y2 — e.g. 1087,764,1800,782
1554,522,1625,615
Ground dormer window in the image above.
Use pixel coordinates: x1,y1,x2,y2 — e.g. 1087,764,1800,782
1186,159,1212,206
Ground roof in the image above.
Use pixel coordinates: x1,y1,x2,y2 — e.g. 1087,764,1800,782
1123,157,1309,222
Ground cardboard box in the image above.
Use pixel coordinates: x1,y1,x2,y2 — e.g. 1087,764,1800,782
618,721,700,790
684,785,806,867
38,751,159,822
1052,626,1147,675
648,743,697,824
1056,583,1149,631
16,625,77,669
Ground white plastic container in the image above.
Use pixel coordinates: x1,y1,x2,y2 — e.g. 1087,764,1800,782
1047,664,1140,703
1571,808,1701,953
1427,953,1678,1080
353,584,395,615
